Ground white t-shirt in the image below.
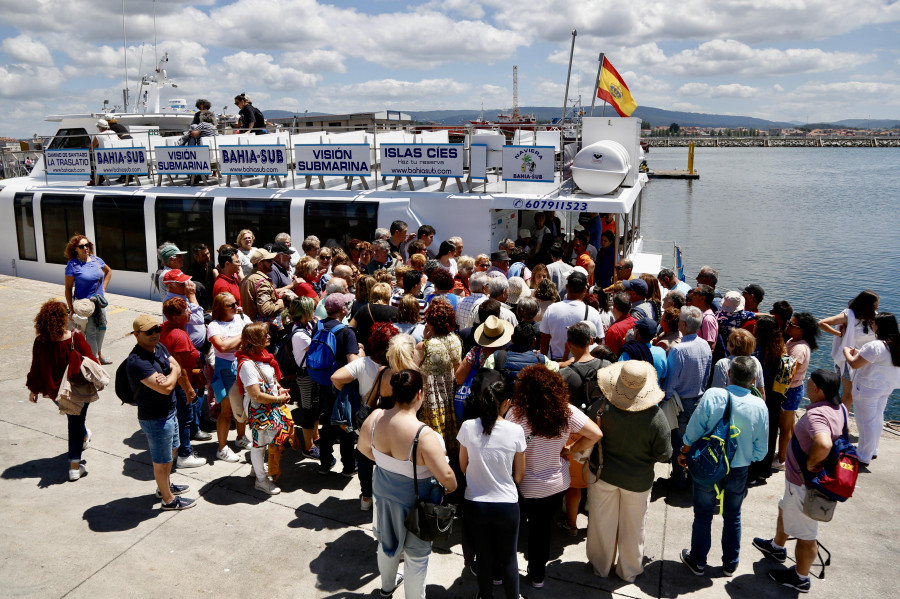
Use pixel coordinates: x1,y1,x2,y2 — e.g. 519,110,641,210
457,418,526,503
290,325,313,369
344,356,382,397
540,300,606,359
237,248,255,278
207,315,250,360
856,340,900,392
239,359,276,402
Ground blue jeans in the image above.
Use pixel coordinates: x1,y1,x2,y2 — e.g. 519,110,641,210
670,396,701,487
139,410,179,464
66,403,89,461
690,465,749,569
175,387,202,457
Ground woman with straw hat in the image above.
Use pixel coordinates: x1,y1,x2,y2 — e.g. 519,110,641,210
586,360,672,583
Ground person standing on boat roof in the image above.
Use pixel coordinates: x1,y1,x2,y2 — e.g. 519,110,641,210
233,93,266,134
98,118,132,140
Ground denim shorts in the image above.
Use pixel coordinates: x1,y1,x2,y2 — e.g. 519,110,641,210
139,410,179,463
782,384,804,411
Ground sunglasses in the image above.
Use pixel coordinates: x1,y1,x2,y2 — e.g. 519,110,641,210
615,265,626,270
77,243,90,249
227,302,238,309
319,255,331,261
141,326,162,335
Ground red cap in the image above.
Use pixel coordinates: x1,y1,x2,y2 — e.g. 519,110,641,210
163,269,191,284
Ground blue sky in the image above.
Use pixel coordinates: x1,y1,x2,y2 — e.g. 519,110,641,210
1,0,899,137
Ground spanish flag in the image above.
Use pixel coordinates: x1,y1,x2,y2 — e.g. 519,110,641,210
597,59,637,117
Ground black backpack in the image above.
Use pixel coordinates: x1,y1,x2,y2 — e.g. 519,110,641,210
115,356,138,405
274,327,303,383
252,106,266,132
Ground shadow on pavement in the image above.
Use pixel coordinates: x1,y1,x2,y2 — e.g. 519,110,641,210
308,529,379,593
121,429,148,450
727,560,800,597
2,453,72,488
650,558,715,597
290,495,371,530
82,495,161,532
122,454,156,481
199,476,265,506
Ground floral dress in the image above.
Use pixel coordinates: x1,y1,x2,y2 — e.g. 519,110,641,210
420,333,462,450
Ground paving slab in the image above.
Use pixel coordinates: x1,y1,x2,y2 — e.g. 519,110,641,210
1,274,897,598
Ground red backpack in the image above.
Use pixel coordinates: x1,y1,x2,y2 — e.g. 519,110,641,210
791,407,859,502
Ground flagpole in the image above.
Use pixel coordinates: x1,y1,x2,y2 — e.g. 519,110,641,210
589,52,605,116
560,29,577,126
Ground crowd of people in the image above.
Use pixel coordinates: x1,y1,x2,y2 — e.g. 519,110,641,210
24,215,900,597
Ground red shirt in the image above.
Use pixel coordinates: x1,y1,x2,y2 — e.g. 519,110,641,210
160,321,202,387
212,273,241,306
26,331,97,399
295,281,318,300
604,315,637,354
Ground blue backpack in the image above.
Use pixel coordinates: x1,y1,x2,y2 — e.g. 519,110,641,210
686,392,741,514
305,321,346,386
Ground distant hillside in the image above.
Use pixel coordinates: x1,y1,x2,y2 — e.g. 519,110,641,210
408,106,796,129
830,119,899,129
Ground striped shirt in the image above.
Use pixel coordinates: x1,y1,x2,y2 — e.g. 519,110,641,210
455,293,487,330
506,405,588,499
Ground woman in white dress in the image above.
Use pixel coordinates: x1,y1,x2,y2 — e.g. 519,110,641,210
818,290,879,409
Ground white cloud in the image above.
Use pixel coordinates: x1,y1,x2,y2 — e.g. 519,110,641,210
678,82,761,98
282,49,346,74
0,64,65,98
1,34,54,66
220,51,320,91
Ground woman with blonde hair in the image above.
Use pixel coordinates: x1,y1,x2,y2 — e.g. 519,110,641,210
710,328,766,392
452,255,475,297
474,254,490,272
235,229,256,278
293,255,320,300
235,322,293,495
26,300,99,481
350,281,398,353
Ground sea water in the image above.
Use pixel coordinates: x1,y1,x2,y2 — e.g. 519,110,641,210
640,145,900,418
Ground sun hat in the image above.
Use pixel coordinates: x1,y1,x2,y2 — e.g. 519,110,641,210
507,276,531,305
721,290,745,313
162,269,191,284
96,118,109,128
159,244,187,263
249,248,277,264
474,315,513,348
72,298,96,318
132,314,160,333
490,250,509,262
596,361,664,412
518,229,531,239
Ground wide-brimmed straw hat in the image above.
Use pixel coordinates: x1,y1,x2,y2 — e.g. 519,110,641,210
72,298,95,318
596,361,664,412
474,315,513,348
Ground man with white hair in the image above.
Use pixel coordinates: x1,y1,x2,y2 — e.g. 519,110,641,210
275,232,301,269
664,305,713,490
365,239,395,275
373,227,390,242
486,276,519,327
315,276,351,321
456,271,490,330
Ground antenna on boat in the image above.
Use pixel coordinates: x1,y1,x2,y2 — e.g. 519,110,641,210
512,65,519,120
153,0,158,68
122,0,129,112
560,29,576,127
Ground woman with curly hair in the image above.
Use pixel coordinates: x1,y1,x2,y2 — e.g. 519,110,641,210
26,300,99,481
506,365,601,588
416,298,462,450
532,278,560,322
64,234,113,364
293,256,321,301
777,311,820,467
333,322,400,511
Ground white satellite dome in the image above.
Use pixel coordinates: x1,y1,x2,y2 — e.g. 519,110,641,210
571,140,631,195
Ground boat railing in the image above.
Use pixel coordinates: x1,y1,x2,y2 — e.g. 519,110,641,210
20,125,573,193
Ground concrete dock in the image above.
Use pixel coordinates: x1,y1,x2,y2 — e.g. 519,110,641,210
647,170,700,180
1,274,897,598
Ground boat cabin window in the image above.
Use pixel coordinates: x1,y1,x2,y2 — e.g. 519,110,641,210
48,128,91,150
304,200,377,250
40,194,86,265
155,197,214,271
93,196,148,272
225,198,290,249
14,193,37,262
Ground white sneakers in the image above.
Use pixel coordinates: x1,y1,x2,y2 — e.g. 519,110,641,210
216,446,240,463
82,429,92,451
254,478,281,495
360,495,373,511
235,436,252,450
68,465,87,481
176,453,206,468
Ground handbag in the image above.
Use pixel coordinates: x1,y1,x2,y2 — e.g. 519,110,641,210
355,366,386,429
802,487,837,522
67,336,90,386
89,259,108,309
403,425,457,542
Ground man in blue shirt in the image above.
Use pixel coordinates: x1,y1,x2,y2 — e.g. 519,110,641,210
677,356,768,577
664,306,713,489
618,317,667,384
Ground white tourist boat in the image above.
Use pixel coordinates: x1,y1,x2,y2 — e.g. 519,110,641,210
0,116,667,300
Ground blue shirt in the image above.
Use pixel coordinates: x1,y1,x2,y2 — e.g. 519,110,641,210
65,256,106,300
664,333,712,400
670,280,692,296
619,343,668,384
426,292,459,311
682,385,769,468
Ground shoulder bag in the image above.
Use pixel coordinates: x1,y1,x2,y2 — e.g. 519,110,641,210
354,366,386,429
403,425,457,542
